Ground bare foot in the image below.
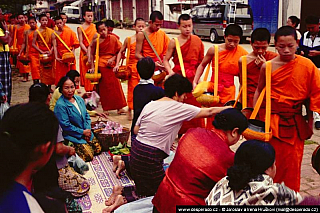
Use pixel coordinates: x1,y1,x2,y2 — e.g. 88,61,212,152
103,195,127,213
117,109,126,115
127,110,132,121
115,160,125,179
105,185,123,206
112,155,122,172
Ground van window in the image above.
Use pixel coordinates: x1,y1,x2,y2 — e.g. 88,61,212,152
209,5,224,19
67,8,79,14
197,7,210,18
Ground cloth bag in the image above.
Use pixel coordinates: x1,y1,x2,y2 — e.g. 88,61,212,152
85,91,100,111
68,154,89,175
0,102,9,119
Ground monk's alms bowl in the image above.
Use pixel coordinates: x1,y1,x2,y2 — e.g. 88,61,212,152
242,119,272,141
224,100,242,111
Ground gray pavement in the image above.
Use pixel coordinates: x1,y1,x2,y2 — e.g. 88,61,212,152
10,24,320,199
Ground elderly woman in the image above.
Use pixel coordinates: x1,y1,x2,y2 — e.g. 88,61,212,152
152,108,248,212
54,76,101,162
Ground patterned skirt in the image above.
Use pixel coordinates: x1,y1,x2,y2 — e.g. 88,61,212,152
65,137,102,162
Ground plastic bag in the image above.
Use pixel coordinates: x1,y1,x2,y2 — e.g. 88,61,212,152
0,102,9,119
85,91,100,111
68,154,89,175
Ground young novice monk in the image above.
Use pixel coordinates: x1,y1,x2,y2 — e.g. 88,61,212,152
239,28,277,108
77,10,96,92
18,16,40,84
254,26,320,192
32,13,55,89
193,24,248,129
114,18,146,120
88,21,126,115
164,13,204,134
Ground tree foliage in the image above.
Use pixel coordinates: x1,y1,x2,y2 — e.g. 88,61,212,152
0,0,36,14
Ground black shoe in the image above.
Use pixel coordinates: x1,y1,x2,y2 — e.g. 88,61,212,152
315,121,320,130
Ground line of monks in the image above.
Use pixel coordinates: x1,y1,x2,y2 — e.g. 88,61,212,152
7,10,320,194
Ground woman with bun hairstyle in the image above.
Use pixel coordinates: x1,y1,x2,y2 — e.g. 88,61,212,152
0,103,59,212
152,108,248,212
206,140,303,205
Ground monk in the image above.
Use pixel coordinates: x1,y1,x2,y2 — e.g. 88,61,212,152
88,21,126,115
16,13,31,82
254,26,320,192
77,10,96,92
193,24,248,129
239,28,277,108
114,18,146,120
18,16,40,84
164,14,204,135
8,15,17,68
106,19,120,40
32,13,55,89
52,16,79,85
135,11,170,87
59,13,71,30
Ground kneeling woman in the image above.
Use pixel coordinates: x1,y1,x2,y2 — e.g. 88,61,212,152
54,76,102,162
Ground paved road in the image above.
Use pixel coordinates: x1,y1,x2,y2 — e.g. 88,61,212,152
10,23,320,198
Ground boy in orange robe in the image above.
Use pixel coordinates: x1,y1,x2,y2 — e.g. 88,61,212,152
88,22,126,114
164,14,204,135
16,14,31,82
193,24,248,129
239,28,277,108
52,16,79,85
77,10,96,92
135,11,170,86
114,18,146,120
106,19,120,40
32,14,55,89
18,16,40,84
254,26,320,192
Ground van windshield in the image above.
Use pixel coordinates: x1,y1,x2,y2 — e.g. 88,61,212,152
67,8,79,14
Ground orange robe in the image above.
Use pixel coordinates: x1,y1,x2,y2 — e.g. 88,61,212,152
17,24,31,74
127,38,139,110
110,32,120,40
55,28,79,85
267,55,320,191
172,35,205,134
98,35,127,111
27,30,40,80
37,27,55,85
246,51,277,108
79,24,96,92
142,29,170,62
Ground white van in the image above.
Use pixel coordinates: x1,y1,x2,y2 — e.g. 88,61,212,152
61,6,81,23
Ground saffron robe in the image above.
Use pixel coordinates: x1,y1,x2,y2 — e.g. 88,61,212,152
206,45,247,129
16,24,31,74
79,23,96,92
267,55,320,191
54,28,79,85
37,27,55,85
127,38,139,110
152,127,234,212
110,32,120,40
246,51,277,108
98,35,127,111
142,29,170,62
27,30,40,80
172,35,205,134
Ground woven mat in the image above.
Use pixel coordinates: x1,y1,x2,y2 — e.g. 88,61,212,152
76,152,135,213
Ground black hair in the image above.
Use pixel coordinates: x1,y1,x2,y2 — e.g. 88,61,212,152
305,15,319,25
274,26,297,42
83,9,93,17
251,28,271,43
60,13,66,17
288,16,300,28
212,108,248,134
39,13,47,21
136,57,155,80
28,16,36,22
227,140,275,191
95,21,105,31
29,83,50,103
54,16,63,22
164,74,192,98
225,24,243,38
57,76,75,93
0,103,59,190
105,19,115,28
66,70,80,81
150,11,164,22
178,14,191,25
134,18,145,25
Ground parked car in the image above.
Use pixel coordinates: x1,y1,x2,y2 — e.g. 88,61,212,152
190,1,253,43
62,6,81,23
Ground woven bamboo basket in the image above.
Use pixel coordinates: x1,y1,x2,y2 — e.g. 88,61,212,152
62,52,75,63
94,127,130,151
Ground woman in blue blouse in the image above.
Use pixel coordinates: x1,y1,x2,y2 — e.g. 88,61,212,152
54,76,102,162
